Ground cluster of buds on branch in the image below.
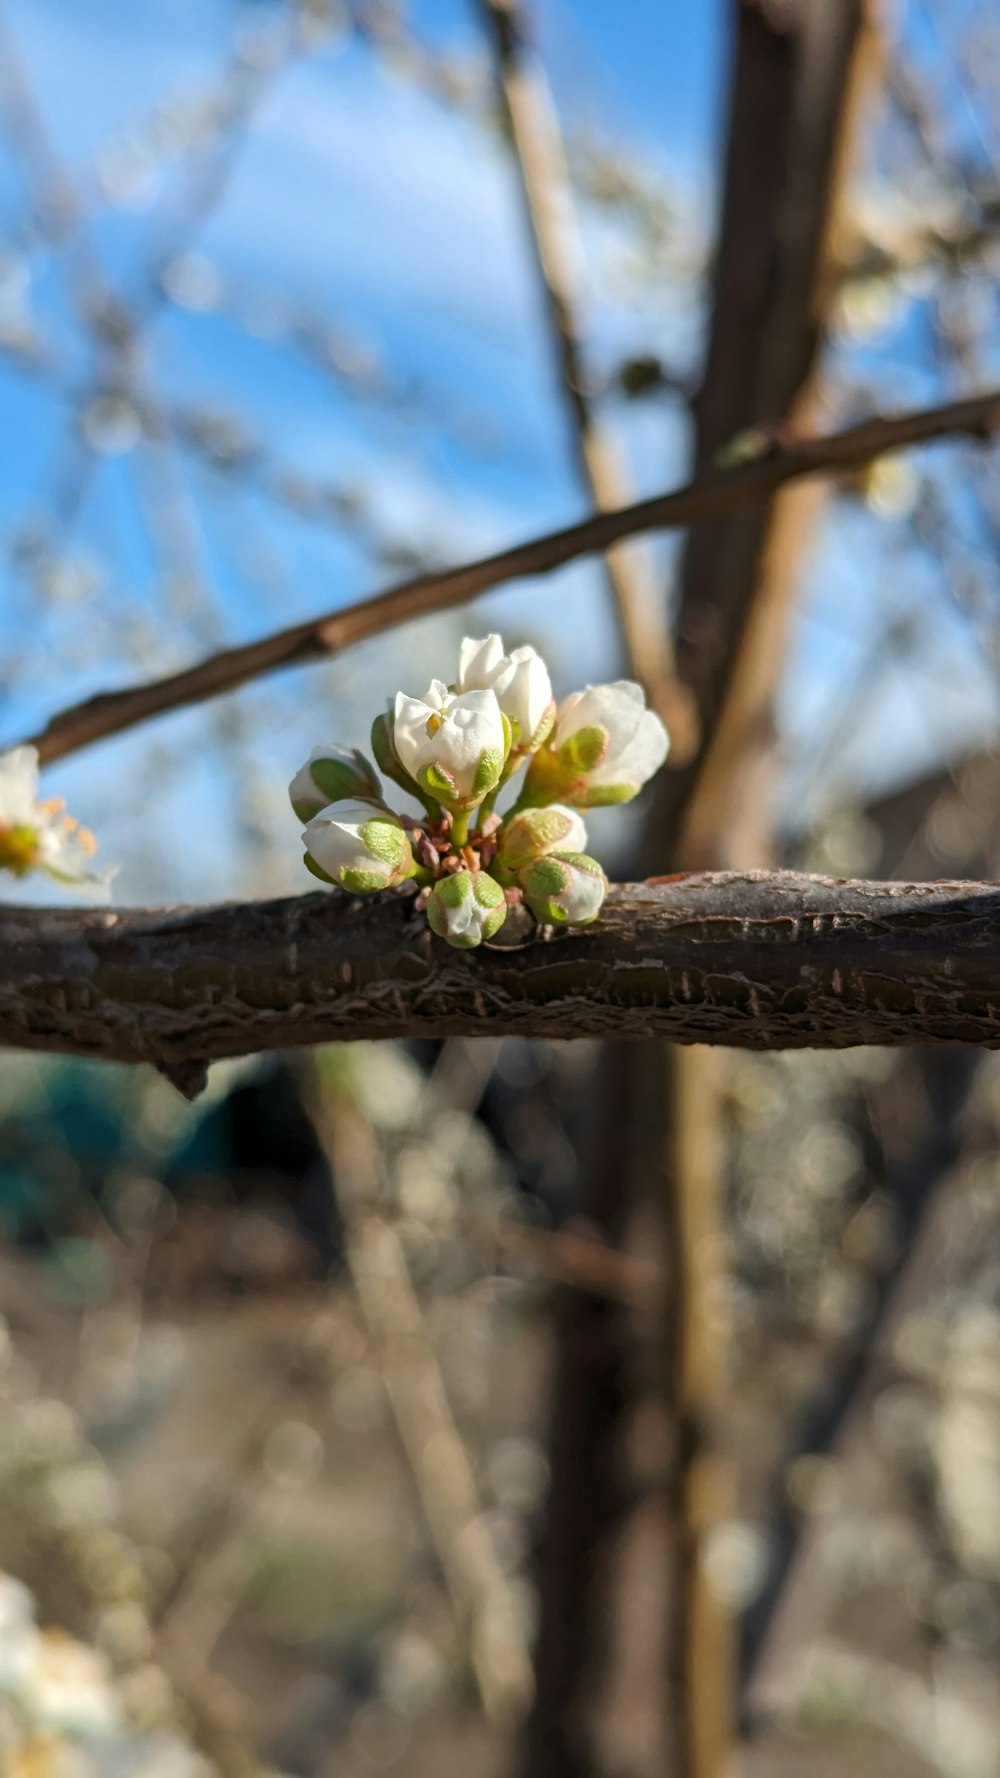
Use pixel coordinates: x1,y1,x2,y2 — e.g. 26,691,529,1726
290,633,669,948
0,747,110,896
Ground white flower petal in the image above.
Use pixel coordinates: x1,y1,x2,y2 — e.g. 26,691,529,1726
555,680,646,750
493,646,553,741
0,745,41,826
458,634,506,689
589,708,670,790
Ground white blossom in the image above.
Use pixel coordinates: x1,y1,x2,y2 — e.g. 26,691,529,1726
526,679,669,807
457,633,554,750
0,747,111,895
12,1626,121,1740
392,682,508,805
302,800,413,892
426,870,507,948
519,851,607,926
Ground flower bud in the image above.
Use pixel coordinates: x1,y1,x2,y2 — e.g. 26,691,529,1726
288,745,382,821
426,869,507,948
524,680,669,808
458,634,554,754
494,804,587,877
302,800,414,893
392,682,509,807
519,851,607,926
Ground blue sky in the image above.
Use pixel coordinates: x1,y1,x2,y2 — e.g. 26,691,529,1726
2,0,999,901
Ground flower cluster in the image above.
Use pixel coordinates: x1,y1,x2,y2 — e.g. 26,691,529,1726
290,634,669,948
0,746,110,896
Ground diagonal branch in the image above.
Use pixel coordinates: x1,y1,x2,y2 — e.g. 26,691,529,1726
4,874,1000,1073
20,390,1000,766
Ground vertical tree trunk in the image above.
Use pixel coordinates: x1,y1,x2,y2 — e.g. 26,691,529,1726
522,7,877,1777
654,6,876,1774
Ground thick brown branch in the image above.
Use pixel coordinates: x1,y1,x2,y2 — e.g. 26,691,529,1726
24,391,1000,765
4,874,1000,1072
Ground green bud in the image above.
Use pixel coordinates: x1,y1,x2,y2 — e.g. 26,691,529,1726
495,804,588,877
426,870,507,948
289,746,382,821
519,851,607,926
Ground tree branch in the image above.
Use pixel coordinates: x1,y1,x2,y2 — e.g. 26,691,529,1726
4,874,1000,1075
23,391,1000,766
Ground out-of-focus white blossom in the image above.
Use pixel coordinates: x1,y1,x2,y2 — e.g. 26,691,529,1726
0,747,111,895
0,1575,215,1778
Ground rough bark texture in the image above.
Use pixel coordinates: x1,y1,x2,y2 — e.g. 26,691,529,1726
3,875,1000,1071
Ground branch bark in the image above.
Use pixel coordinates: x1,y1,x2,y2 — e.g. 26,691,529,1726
4,874,1000,1071
22,391,1000,766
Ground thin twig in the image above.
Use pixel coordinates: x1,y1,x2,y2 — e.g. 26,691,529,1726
21,389,1000,765
310,1080,535,1725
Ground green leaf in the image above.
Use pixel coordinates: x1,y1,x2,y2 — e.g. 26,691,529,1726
359,819,405,869
575,781,636,808
434,871,473,908
311,757,369,804
471,747,503,799
341,866,390,894
473,871,505,910
526,702,556,752
522,856,569,897
420,761,459,801
558,725,609,774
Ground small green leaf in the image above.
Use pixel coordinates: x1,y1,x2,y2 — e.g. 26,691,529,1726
526,703,556,751
434,871,474,908
558,725,608,773
359,819,405,868
471,747,503,798
311,757,370,804
473,871,505,910
575,781,636,808
341,866,389,893
523,856,569,897
420,761,459,801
